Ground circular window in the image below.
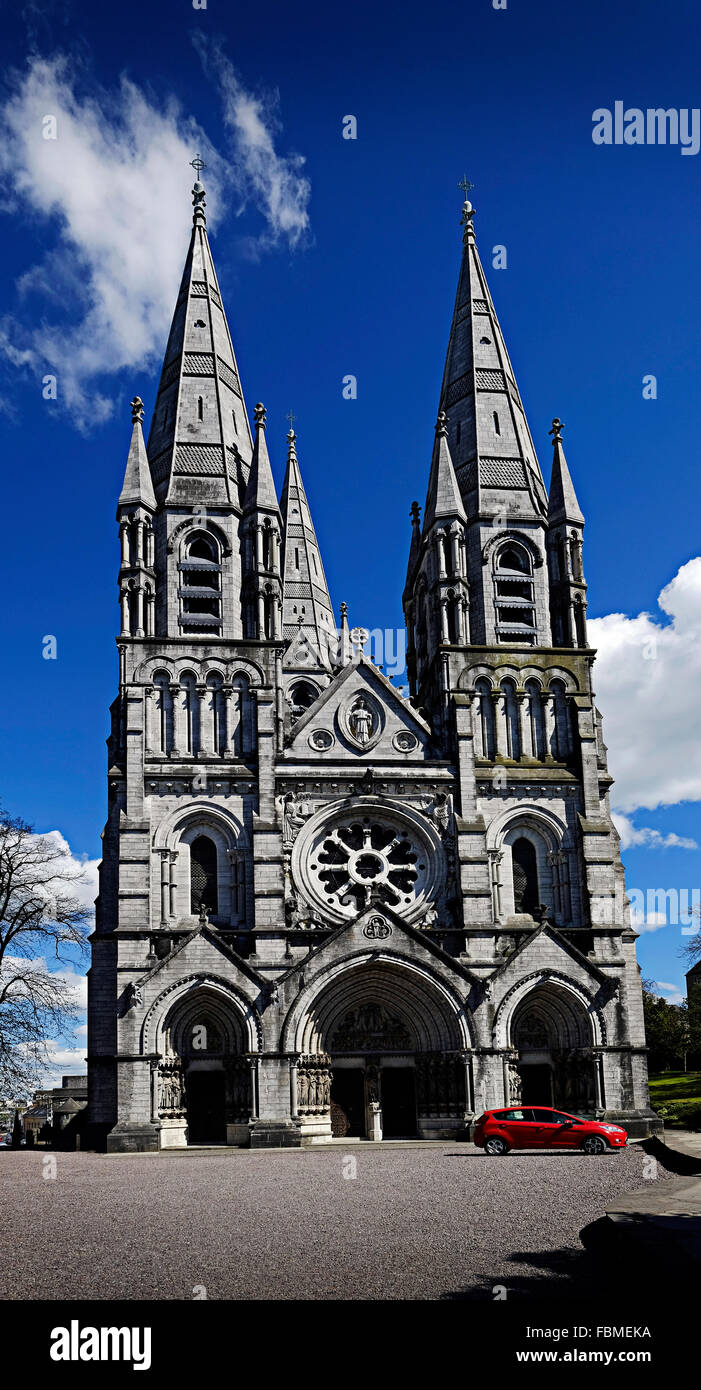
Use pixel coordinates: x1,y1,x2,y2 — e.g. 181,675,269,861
292,799,444,925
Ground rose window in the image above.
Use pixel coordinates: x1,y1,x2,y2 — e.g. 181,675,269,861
311,817,429,914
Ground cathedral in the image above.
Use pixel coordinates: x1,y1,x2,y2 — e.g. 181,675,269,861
87,174,658,1150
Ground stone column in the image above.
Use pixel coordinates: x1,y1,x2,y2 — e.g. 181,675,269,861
493,692,507,758
120,587,130,636
439,596,449,643
541,693,555,762
517,692,531,759
169,851,178,920
488,849,504,921
255,524,263,569
143,685,154,756
135,584,144,638
257,592,265,638
170,683,182,757
119,518,130,568
159,850,170,924
196,684,208,757
135,519,145,565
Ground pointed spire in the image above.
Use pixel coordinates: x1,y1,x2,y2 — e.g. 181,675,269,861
422,411,467,531
243,404,281,516
280,423,335,653
118,396,156,511
438,190,547,520
548,418,584,526
145,165,253,508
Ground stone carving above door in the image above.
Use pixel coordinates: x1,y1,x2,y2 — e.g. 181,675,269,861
330,1003,412,1052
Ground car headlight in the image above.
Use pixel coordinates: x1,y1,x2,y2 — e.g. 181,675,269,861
600,1124,625,1133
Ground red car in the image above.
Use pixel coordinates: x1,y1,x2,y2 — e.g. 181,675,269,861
473,1106,628,1155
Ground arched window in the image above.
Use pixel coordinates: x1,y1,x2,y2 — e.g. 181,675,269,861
262,522,273,571
550,680,571,760
574,597,587,648
493,542,536,643
152,671,172,755
500,679,520,759
180,671,198,755
512,837,539,914
474,678,495,760
179,532,222,635
525,678,544,759
289,680,318,720
190,835,218,916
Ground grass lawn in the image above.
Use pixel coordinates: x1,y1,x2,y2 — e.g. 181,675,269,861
649,1071,701,1127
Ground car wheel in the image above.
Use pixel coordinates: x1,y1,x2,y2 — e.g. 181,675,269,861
484,1136,508,1156
582,1135,607,1155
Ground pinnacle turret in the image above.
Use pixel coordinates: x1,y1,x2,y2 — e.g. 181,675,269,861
547,418,585,526
280,425,335,665
118,397,156,512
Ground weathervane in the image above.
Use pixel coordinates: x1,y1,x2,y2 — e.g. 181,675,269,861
458,175,474,199
190,153,207,181
286,409,296,431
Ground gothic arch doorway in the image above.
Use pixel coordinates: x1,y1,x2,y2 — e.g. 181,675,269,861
156,985,253,1147
509,982,600,1112
292,960,470,1141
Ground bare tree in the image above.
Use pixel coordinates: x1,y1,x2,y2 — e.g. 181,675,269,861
0,810,91,1094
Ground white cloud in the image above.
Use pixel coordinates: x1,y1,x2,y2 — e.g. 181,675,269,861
653,980,684,1005
589,558,701,812
196,36,310,252
0,51,310,425
630,908,668,933
613,813,697,851
35,829,100,913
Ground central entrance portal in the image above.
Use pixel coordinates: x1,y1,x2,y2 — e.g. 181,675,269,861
186,1069,226,1145
381,1068,417,1138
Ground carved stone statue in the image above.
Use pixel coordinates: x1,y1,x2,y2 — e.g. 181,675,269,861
348,696,374,746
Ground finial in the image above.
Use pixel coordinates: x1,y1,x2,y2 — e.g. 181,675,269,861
459,176,476,244
286,408,296,431
130,396,144,425
410,500,421,527
190,154,207,225
254,403,267,431
340,601,348,621
435,410,448,438
549,418,564,444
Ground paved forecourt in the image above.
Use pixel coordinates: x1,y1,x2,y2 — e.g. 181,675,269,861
0,1143,673,1302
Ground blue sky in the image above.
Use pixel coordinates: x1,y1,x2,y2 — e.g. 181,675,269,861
1,0,700,1061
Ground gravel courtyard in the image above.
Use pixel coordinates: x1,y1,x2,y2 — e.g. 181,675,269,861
1,1142,669,1301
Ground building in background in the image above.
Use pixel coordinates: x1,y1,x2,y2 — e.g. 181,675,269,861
87,178,658,1150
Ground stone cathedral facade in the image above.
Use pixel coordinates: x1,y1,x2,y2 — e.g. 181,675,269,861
87,178,657,1150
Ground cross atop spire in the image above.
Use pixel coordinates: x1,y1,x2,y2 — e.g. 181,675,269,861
190,154,207,226
458,175,474,199
286,409,296,432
